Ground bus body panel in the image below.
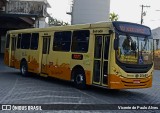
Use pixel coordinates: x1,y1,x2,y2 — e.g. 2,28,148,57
109,74,152,89
47,51,71,81
4,49,9,66
70,53,93,85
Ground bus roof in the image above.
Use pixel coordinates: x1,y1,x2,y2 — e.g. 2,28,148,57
8,21,113,34
8,21,151,36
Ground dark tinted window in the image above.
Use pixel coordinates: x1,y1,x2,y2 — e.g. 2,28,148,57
53,31,71,51
94,36,102,59
104,36,110,59
31,33,39,50
93,60,100,83
71,30,90,52
17,34,21,49
11,37,16,51
21,33,31,49
6,34,10,48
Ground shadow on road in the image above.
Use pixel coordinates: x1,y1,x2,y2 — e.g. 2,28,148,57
25,72,148,100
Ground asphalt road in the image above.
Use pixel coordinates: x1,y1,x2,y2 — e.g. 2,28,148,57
0,54,160,113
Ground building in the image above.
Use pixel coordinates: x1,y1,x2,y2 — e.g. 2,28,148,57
67,0,110,25
151,27,160,69
152,27,160,50
0,0,50,53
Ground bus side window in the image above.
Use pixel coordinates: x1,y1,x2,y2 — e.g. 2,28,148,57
17,34,21,49
53,31,71,52
11,37,16,51
6,34,10,48
71,30,90,53
31,33,39,50
21,33,31,49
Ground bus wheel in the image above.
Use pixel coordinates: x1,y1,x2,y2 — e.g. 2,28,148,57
73,70,86,89
20,61,28,76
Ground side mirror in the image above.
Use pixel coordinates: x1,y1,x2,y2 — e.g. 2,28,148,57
114,38,119,50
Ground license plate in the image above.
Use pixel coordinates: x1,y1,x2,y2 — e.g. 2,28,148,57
133,80,140,84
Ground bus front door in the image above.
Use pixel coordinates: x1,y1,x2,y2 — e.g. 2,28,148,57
10,37,16,67
93,35,110,86
41,36,51,74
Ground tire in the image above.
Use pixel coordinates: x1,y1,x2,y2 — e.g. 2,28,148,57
73,69,86,89
20,61,28,77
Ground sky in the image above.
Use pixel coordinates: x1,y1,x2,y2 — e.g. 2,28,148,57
47,0,160,30
47,0,71,24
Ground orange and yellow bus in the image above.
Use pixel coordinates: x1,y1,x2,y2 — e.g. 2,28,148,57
4,21,154,89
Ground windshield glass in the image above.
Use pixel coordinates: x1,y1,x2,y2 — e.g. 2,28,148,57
117,34,153,64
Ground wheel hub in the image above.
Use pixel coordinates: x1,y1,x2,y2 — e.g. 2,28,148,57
76,74,83,84
22,66,26,75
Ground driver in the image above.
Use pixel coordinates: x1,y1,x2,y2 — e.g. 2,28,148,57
122,35,132,54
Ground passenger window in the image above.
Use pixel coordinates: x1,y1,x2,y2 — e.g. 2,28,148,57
17,34,21,49
31,33,39,50
71,30,90,53
53,31,71,51
21,33,31,49
6,34,10,48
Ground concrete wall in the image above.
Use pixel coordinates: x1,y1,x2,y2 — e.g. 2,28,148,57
71,0,110,25
35,17,48,28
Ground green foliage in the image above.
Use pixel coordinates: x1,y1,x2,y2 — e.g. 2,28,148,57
109,12,119,21
48,17,69,26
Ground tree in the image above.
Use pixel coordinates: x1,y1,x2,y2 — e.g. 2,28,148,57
48,16,69,26
109,12,119,21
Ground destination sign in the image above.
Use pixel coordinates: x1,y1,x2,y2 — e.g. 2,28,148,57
113,22,151,36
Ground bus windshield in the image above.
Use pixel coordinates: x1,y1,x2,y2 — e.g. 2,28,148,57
117,34,153,65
